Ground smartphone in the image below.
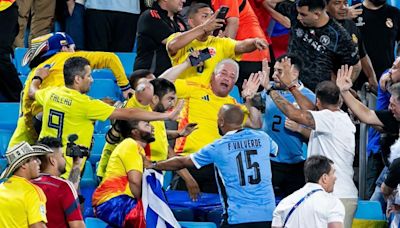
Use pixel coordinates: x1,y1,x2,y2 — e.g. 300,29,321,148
189,48,212,66
213,6,229,36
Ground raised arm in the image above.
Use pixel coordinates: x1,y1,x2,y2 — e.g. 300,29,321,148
242,72,263,129
336,65,383,126
167,12,224,56
235,38,269,55
269,90,316,129
278,57,315,110
262,0,291,28
28,67,50,100
109,99,184,121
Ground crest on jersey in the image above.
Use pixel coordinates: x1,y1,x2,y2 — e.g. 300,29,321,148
295,28,304,38
386,18,394,28
356,17,365,26
320,35,330,46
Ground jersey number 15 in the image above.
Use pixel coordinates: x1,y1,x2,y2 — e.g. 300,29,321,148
236,150,261,186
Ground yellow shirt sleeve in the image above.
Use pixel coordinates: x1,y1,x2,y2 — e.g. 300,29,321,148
166,33,185,64
219,37,241,61
75,52,130,88
118,139,144,173
34,86,53,106
97,142,117,177
85,99,115,121
26,186,47,225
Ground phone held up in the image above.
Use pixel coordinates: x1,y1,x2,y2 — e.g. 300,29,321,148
212,6,229,36
189,48,212,66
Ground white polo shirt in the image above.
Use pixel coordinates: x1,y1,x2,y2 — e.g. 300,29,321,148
307,109,358,199
272,183,345,228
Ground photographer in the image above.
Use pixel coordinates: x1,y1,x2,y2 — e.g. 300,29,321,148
32,137,85,228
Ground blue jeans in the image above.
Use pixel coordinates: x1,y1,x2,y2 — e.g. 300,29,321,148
65,3,85,49
370,167,389,213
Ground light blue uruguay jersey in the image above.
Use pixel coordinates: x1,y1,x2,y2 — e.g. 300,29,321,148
190,128,277,224
261,84,315,164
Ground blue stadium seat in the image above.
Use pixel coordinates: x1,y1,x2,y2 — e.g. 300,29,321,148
91,69,116,81
0,130,13,157
115,52,137,76
89,134,106,165
87,79,121,101
354,200,385,220
172,207,194,221
81,161,97,218
179,221,217,228
14,47,30,76
94,119,111,134
163,171,173,190
229,85,242,104
85,217,108,228
0,102,20,131
19,75,28,85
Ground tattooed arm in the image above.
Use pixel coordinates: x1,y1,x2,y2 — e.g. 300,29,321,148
68,157,82,191
270,90,316,129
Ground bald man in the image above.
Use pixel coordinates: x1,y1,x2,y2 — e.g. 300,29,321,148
145,104,278,227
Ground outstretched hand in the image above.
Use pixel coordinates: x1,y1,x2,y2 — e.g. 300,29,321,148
167,99,185,121
242,72,262,99
260,58,271,90
179,123,199,137
201,9,225,34
278,57,297,88
336,64,354,92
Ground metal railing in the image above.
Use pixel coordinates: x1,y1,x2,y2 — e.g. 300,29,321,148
358,83,377,199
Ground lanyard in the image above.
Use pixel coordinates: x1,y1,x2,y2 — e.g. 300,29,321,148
283,189,323,227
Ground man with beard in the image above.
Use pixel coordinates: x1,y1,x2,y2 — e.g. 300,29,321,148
145,104,277,227
92,119,156,228
268,61,358,228
31,137,85,228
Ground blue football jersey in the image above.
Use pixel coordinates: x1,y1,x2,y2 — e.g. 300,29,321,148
261,85,315,164
190,128,277,224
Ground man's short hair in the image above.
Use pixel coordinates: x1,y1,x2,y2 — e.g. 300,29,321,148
304,155,334,183
389,83,400,102
150,78,176,99
116,120,140,139
37,137,63,148
214,59,240,82
276,54,304,74
188,3,211,18
64,57,90,86
296,0,327,11
129,69,153,89
315,81,340,105
36,137,62,170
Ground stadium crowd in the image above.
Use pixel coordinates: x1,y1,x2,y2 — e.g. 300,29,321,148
0,0,400,227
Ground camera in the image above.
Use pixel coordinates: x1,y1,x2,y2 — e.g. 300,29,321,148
66,134,90,158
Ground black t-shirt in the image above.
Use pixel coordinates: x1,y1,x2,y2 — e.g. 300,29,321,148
339,19,366,59
134,2,187,76
276,1,359,91
355,4,400,79
375,110,400,134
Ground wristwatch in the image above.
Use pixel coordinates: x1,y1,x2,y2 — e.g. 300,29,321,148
150,161,157,169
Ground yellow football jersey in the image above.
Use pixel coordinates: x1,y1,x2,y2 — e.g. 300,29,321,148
9,51,129,148
0,175,47,227
93,138,144,206
35,86,115,177
174,79,247,156
167,33,241,86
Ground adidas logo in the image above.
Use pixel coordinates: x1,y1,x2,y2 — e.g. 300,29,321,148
201,95,210,101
